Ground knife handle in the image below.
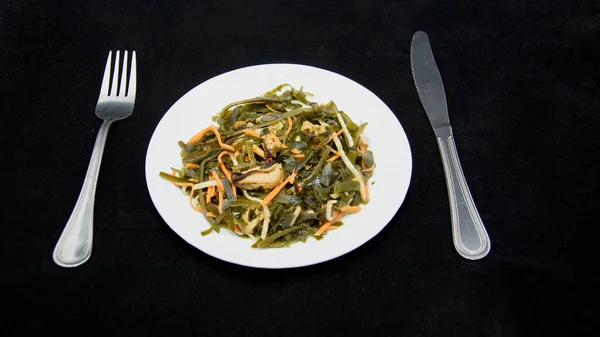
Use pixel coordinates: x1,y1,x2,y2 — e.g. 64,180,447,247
436,128,491,260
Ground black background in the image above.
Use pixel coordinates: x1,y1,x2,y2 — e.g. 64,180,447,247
1,0,599,336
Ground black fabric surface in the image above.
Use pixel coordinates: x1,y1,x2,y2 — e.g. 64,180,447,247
2,0,599,336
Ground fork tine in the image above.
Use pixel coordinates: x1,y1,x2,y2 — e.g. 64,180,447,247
118,51,128,97
127,51,137,99
99,51,112,97
110,50,120,96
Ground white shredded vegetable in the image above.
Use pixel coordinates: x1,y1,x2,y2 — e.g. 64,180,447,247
332,134,366,201
242,189,271,239
191,195,202,209
291,99,311,108
192,180,219,190
217,191,224,213
243,189,263,203
289,206,302,227
252,144,266,158
326,200,338,221
261,205,271,240
336,112,354,148
227,153,239,165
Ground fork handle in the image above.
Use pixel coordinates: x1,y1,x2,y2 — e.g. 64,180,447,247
53,120,113,267
435,127,491,260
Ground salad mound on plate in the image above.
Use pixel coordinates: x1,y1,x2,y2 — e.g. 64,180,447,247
160,84,375,248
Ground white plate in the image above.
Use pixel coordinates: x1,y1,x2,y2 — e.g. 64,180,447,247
145,64,412,269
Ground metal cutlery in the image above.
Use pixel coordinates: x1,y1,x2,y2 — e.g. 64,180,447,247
53,50,137,267
410,32,490,260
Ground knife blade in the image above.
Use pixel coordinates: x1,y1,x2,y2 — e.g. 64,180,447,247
410,31,491,260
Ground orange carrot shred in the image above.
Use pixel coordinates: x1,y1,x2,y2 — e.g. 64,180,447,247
185,163,200,169
362,165,375,172
218,190,224,211
232,121,247,129
339,205,361,213
325,129,344,145
206,184,215,203
217,150,237,197
189,190,202,213
315,211,345,236
260,171,296,206
172,182,194,187
217,151,233,182
187,125,234,152
359,139,366,168
265,104,279,113
326,153,341,162
211,171,225,192
284,116,293,140
243,129,261,139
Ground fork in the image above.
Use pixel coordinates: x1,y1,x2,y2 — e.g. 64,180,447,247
53,50,137,268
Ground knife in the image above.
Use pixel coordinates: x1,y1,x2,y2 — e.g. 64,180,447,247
410,31,491,260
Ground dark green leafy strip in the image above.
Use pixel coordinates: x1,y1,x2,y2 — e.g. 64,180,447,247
277,212,297,229
181,167,199,179
293,88,312,104
159,171,195,184
346,148,362,165
286,129,309,149
232,216,250,233
320,101,339,117
182,148,222,165
333,180,361,194
227,198,260,208
221,211,236,231
252,226,304,248
298,147,331,188
224,107,240,131
221,178,236,201
340,111,358,132
312,185,332,204
320,162,335,187
281,155,297,172
264,83,292,96
274,190,301,206
352,122,368,146
221,108,303,138
212,211,226,227
295,211,318,224
219,97,283,116
294,149,316,171
363,150,374,169
244,141,256,167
